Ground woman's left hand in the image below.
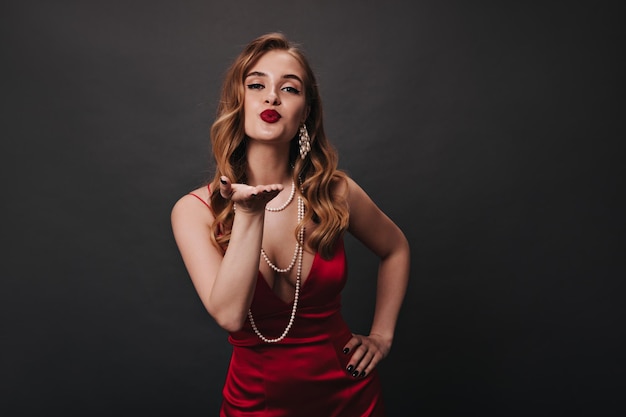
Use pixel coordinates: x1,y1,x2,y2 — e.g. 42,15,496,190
342,333,392,378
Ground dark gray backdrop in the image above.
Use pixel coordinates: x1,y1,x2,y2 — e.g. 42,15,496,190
2,1,624,416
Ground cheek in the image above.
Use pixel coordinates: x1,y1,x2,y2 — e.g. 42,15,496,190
243,99,256,124
243,96,255,114
292,102,307,123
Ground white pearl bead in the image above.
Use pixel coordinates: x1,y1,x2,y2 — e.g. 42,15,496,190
249,195,305,343
265,179,295,212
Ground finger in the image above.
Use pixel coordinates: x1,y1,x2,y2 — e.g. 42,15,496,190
346,342,371,377
342,334,362,356
241,184,284,208
360,351,381,378
344,336,365,377
253,183,283,198
353,348,378,378
229,183,285,212
219,176,233,199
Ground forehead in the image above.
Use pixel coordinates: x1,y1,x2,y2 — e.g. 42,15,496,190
248,50,305,79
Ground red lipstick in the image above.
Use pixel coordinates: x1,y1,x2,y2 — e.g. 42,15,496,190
260,109,281,123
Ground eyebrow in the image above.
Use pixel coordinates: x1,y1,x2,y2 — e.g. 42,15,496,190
245,71,303,84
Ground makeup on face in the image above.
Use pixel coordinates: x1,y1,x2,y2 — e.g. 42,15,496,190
260,109,281,123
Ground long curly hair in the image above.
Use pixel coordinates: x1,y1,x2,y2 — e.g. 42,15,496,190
207,33,349,259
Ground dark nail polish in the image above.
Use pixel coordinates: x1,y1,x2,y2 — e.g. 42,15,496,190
346,365,353,373
359,371,366,378
343,348,349,354
352,370,359,378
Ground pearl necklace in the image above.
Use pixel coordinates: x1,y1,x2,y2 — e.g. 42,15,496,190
248,195,304,343
265,179,295,212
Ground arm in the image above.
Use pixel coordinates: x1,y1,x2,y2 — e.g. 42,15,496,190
170,178,283,332
341,177,411,378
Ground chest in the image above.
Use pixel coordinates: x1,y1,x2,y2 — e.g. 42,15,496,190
254,236,347,308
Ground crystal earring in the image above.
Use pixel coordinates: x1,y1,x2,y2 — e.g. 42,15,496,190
298,123,311,159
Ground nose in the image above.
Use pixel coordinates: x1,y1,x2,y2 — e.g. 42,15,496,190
264,88,281,105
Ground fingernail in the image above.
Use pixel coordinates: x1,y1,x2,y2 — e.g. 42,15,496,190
359,371,366,377
352,370,359,378
220,177,227,184
346,365,353,373
343,348,349,354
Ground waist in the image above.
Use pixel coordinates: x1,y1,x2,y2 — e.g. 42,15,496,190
228,303,349,347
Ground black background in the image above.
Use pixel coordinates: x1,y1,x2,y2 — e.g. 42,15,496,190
2,1,624,416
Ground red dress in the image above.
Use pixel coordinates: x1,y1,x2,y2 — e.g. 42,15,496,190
188,191,385,416
223,238,385,417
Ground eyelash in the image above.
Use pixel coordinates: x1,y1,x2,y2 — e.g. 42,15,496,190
246,84,301,95
283,86,301,94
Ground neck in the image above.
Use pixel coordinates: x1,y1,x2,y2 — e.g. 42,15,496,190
245,140,292,185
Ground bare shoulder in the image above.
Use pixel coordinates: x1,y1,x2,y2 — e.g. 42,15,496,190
171,185,214,225
331,174,370,207
329,171,354,198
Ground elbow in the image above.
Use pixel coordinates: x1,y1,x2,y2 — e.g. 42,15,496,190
379,233,410,274
396,229,410,254
209,307,247,333
400,234,411,267
384,231,410,260
218,318,246,333
400,233,410,255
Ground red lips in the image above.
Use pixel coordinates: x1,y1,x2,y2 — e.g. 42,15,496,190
260,109,281,123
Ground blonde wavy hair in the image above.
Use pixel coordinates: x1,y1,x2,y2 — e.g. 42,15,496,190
208,32,349,259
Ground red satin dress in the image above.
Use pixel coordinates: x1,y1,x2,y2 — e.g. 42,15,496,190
222,238,385,417
188,190,385,416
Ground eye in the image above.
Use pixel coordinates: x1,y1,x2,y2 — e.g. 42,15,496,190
247,83,264,90
282,86,301,94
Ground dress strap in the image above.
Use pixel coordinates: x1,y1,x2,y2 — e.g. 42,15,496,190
188,183,212,210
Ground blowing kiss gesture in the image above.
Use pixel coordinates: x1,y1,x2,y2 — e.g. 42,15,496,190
218,176,284,213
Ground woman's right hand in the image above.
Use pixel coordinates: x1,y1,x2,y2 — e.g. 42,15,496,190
219,176,284,213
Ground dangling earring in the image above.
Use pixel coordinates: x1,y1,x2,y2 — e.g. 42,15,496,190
298,123,311,159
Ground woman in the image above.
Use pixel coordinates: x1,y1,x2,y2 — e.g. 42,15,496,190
171,32,410,417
